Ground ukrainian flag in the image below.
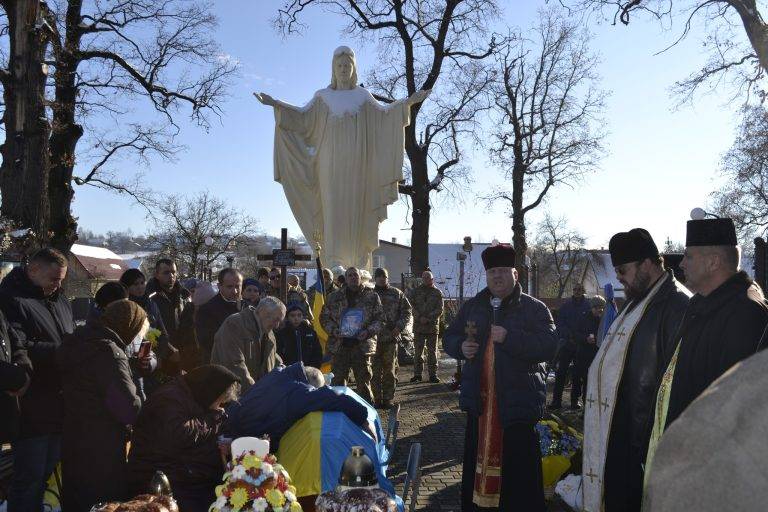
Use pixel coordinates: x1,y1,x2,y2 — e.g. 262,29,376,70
312,260,332,373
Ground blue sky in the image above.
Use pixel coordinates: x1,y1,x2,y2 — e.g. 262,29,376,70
72,0,736,249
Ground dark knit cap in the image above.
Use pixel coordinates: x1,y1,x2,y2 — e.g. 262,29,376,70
374,268,388,278
686,218,738,247
286,302,305,315
183,365,239,409
481,244,516,270
609,228,660,267
94,282,128,310
243,278,260,289
101,299,148,345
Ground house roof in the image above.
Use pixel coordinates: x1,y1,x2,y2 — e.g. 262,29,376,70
70,244,129,280
585,250,625,298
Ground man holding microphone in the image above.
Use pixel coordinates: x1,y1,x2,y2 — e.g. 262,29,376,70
444,243,558,512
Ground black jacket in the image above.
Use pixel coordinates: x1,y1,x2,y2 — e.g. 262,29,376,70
0,266,74,437
195,294,241,362
666,271,768,429
128,378,225,505
444,284,558,425
276,322,323,369
57,324,142,511
145,278,189,340
610,271,690,459
0,309,29,442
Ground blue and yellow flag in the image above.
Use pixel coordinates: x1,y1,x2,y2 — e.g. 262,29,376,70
312,258,332,373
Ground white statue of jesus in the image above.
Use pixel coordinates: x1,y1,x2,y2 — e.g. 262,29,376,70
255,46,428,269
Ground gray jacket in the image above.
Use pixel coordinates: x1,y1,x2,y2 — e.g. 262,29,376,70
210,307,281,393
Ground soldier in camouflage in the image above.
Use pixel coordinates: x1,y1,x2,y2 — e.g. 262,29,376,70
287,274,313,321
372,268,413,409
320,267,385,404
409,270,444,383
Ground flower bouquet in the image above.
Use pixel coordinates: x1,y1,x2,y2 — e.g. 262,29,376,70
209,451,302,512
536,418,583,493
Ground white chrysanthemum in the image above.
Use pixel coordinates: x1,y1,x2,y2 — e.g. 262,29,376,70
213,495,228,510
252,497,268,512
284,491,297,502
232,465,247,480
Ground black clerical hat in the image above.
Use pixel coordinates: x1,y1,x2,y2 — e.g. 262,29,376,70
609,228,660,267
481,244,516,270
686,218,737,247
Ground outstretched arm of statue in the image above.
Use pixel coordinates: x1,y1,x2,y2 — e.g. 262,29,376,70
254,92,278,107
405,89,431,106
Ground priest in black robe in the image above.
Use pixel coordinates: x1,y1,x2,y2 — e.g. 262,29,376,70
645,215,768,484
444,244,557,511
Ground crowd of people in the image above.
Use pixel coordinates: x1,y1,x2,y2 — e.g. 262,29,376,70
1,212,765,512
0,249,446,512
445,215,768,512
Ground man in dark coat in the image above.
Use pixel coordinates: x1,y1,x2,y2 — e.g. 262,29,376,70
58,300,145,512
0,309,30,443
551,283,592,409
226,363,374,447
276,304,323,369
572,295,605,403
582,229,690,512
195,268,243,363
645,216,768,480
444,244,557,512
146,259,189,339
0,248,74,512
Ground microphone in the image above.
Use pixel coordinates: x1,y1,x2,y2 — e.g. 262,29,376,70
490,297,501,325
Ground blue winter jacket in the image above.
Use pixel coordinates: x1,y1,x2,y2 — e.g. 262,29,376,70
556,296,592,342
444,285,557,425
225,363,368,444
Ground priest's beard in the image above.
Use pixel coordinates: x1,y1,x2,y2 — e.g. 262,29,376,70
624,267,653,302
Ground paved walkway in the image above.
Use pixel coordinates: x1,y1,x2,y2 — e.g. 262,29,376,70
382,356,465,511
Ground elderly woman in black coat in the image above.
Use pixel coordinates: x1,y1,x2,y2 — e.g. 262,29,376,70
128,365,240,512
58,299,148,512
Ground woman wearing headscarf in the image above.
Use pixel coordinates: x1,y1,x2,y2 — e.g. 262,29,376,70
128,365,239,512
58,299,147,512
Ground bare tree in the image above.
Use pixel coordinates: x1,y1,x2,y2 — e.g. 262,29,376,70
531,213,588,298
711,104,768,239
585,0,768,101
0,2,54,239
149,191,258,277
275,0,498,273
484,8,607,281
0,0,236,252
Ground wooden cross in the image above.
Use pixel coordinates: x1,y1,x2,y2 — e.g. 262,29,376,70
585,468,599,484
465,321,478,342
600,399,610,413
586,395,596,408
256,228,313,303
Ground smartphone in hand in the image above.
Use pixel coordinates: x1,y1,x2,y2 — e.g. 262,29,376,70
137,340,151,359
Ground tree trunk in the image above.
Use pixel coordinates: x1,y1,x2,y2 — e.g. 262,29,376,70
0,1,51,241
406,123,431,275
48,0,83,252
511,159,528,291
732,1,768,75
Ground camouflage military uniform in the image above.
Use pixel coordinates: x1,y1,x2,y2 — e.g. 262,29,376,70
320,285,384,404
372,285,413,403
287,286,313,321
409,284,444,379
